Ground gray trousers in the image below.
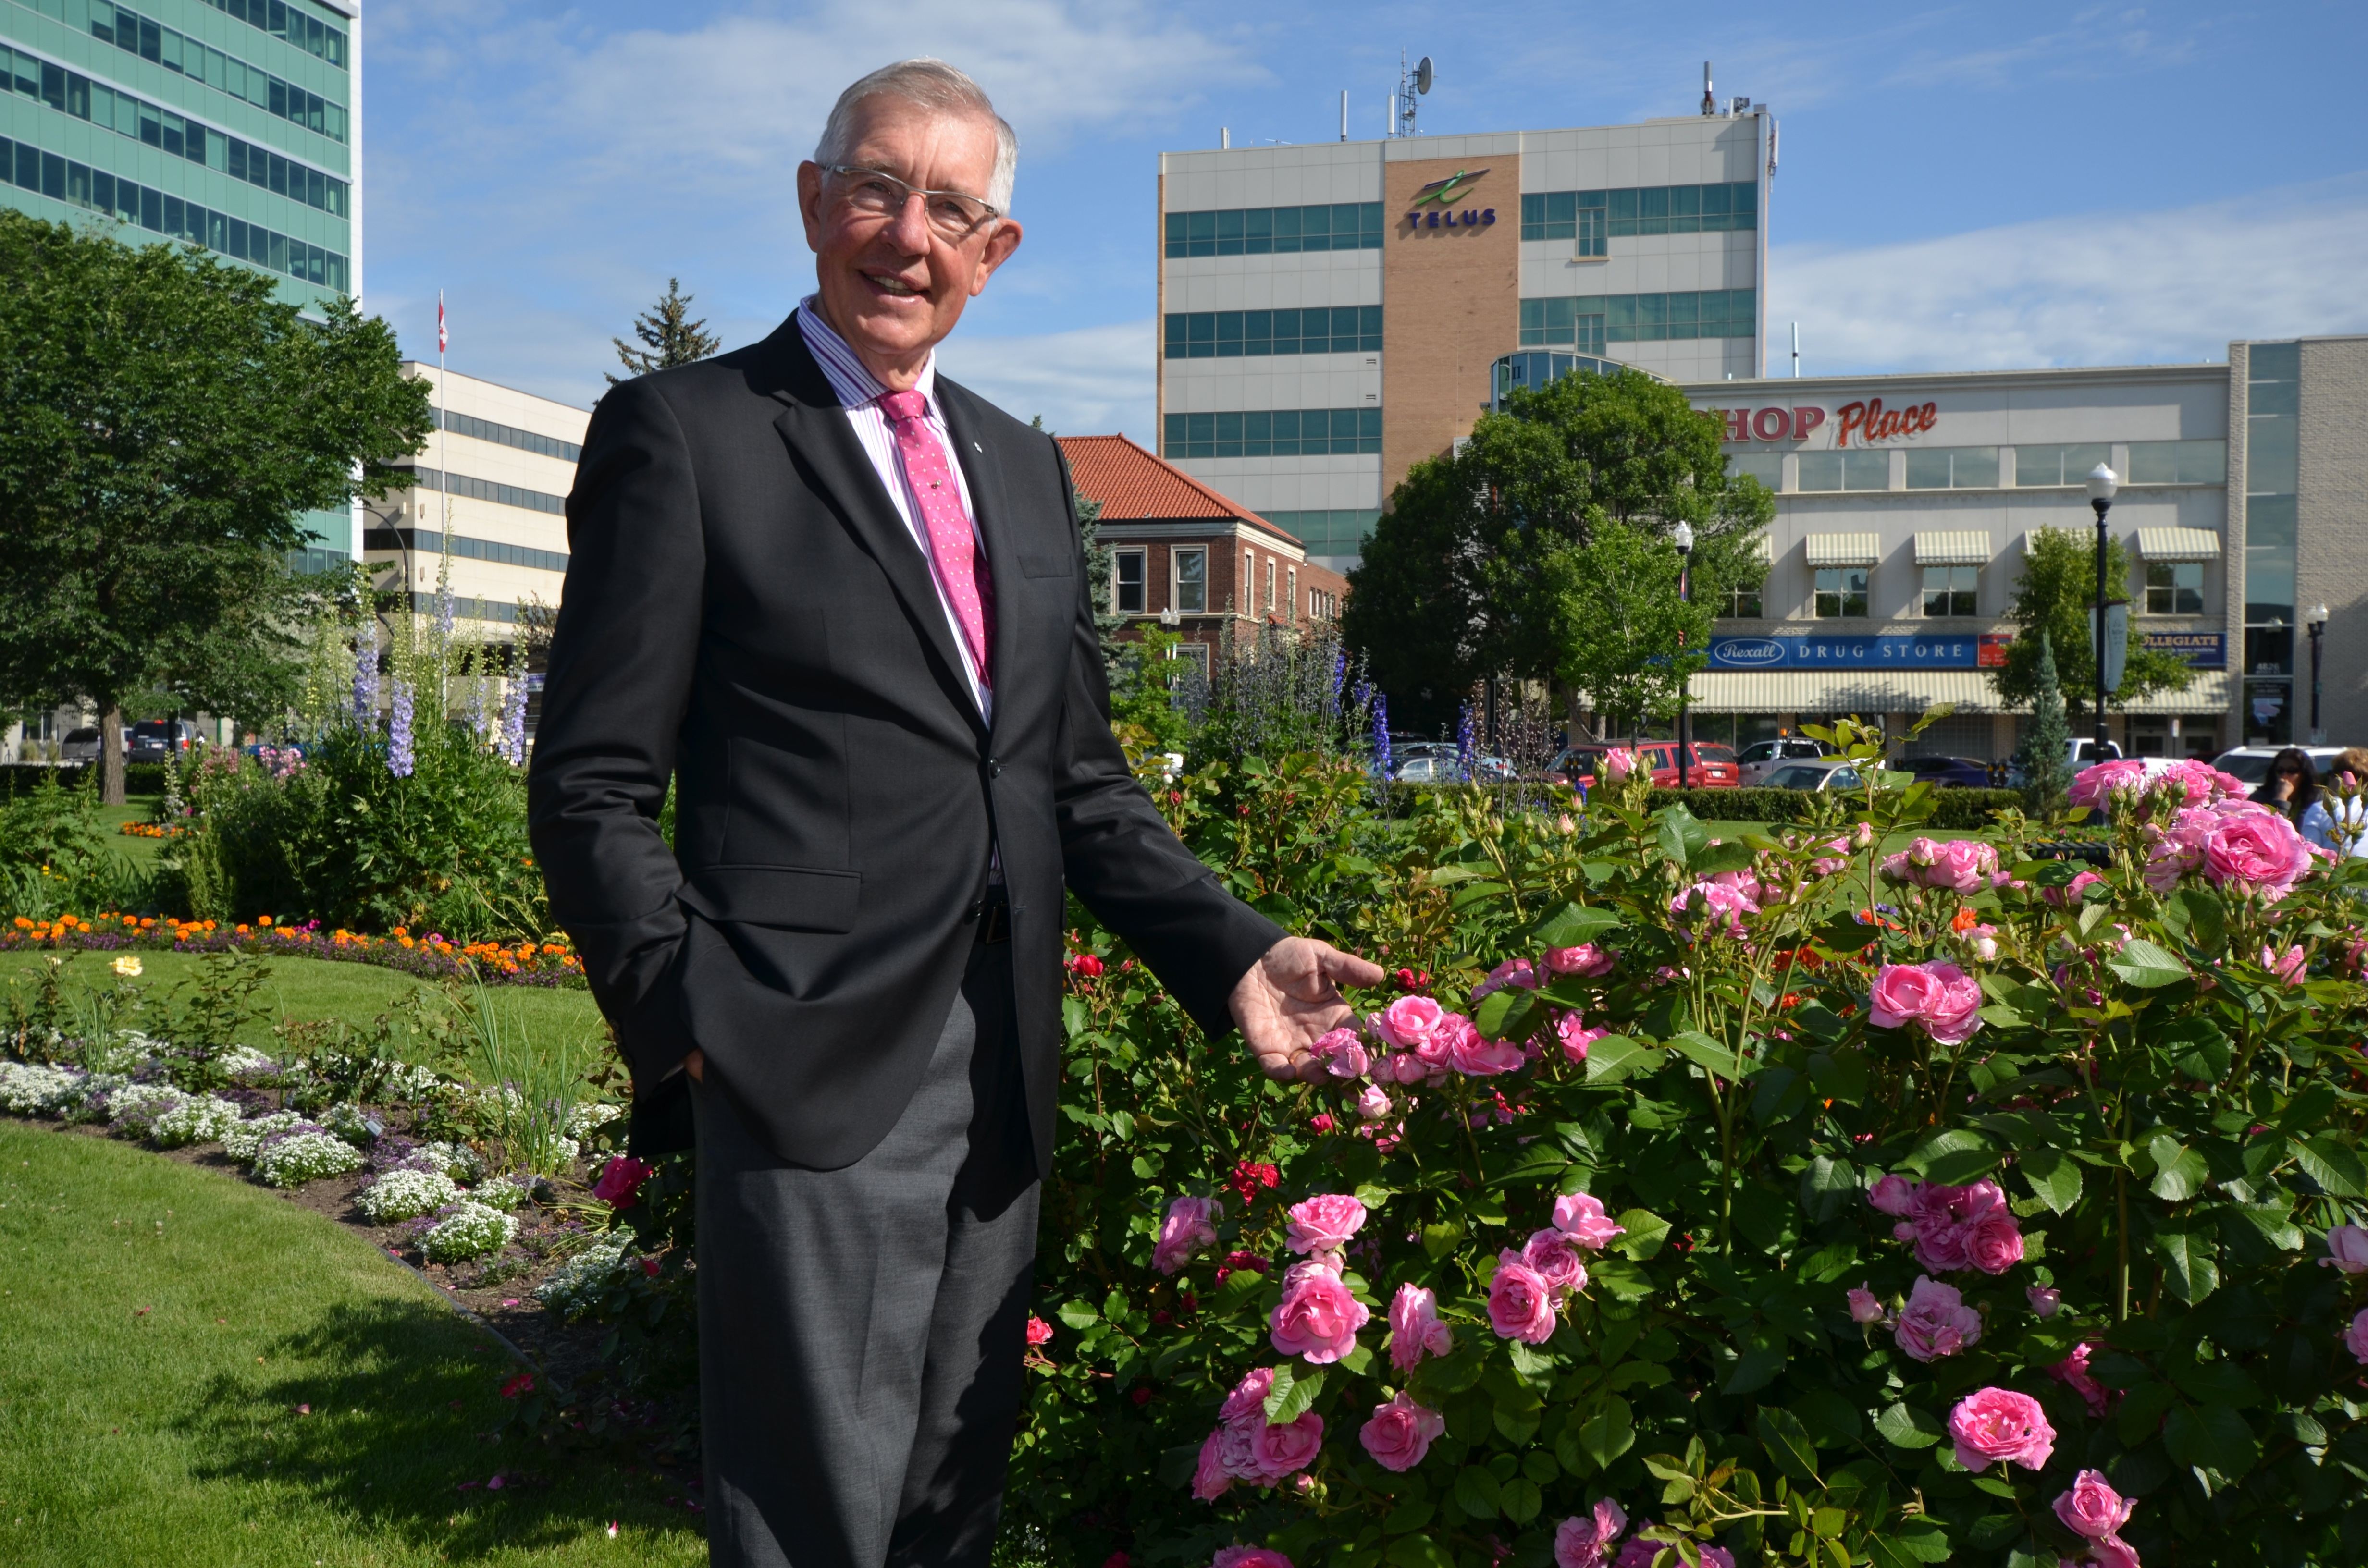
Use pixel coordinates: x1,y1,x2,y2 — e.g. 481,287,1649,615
691,941,1040,1568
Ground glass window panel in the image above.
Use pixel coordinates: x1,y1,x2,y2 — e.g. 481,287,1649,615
1360,407,1382,448
1638,186,1669,234
1520,192,1545,239
1664,292,1699,337
1186,313,1215,358
1333,204,1359,246
1175,549,1206,613
1115,551,1145,613
1667,184,1700,233
1244,208,1271,253
1214,411,1242,456
1798,452,1843,491
1186,412,1213,451
1904,449,1951,489
1165,211,1185,256
1952,446,1998,487
1726,452,1782,489
2245,546,2294,623
2248,342,2298,381
2013,446,2061,486
1607,187,1638,235
1162,413,1184,455
2248,494,2296,547
1163,314,1187,358
1244,410,1271,455
1214,312,1242,356
1301,204,1331,241
2179,439,2226,483
1331,305,1360,348
2247,415,2298,493
1242,310,1271,354
2129,441,2176,483
1843,451,1890,490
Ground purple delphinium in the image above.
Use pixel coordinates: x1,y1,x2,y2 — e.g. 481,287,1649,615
388,678,415,778
1370,693,1392,785
351,622,378,721
1457,700,1478,784
498,676,528,766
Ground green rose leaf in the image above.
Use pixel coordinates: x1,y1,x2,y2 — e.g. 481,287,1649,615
1874,1402,1946,1450
2164,1401,2258,1477
1614,1208,1672,1260
1499,1476,1543,1525
1532,902,1622,950
2020,1148,2084,1214
1585,1036,1661,1083
1756,1406,1821,1482
1452,1464,1503,1519
2160,886,2228,955
1264,1362,1323,1424
2148,1135,2212,1202
2159,1016,2234,1082
2295,1135,2368,1198
2107,937,2189,989
1668,1031,1747,1080
2154,1226,2221,1304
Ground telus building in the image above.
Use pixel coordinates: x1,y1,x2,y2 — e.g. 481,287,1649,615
1157,69,1774,573
1,0,361,564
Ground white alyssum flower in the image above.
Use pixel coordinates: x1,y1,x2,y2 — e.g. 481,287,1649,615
216,1047,280,1085
0,1061,86,1116
317,1102,379,1147
149,1095,245,1149
421,1201,518,1263
106,1083,195,1139
221,1111,309,1164
470,1173,535,1210
62,1073,134,1123
253,1130,365,1188
565,1101,624,1141
354,1168,461,1225
533,1238,632,1320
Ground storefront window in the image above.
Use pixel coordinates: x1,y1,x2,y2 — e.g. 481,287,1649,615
1814,568,1868,618
2144,561,2203,615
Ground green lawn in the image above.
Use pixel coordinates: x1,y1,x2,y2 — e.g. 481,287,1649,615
98,804,169,870
0,950,605,1060
0,1121,705,1567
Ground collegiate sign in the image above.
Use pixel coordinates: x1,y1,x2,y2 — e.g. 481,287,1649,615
1709,634,2014,671
2141,630,2226,669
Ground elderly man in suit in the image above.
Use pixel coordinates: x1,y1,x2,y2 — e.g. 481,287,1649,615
527,57,1381,1568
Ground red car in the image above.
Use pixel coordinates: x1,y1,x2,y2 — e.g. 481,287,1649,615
1548,741,1742,789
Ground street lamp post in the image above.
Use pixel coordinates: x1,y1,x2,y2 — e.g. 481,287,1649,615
2307,602,2331,743
1673,521,1695,786
2085,464,2119,760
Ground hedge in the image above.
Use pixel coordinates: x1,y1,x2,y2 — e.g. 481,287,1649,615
1393,781,2030,830
0,763,169,797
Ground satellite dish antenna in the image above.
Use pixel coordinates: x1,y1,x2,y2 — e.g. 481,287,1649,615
1415,56,1434,94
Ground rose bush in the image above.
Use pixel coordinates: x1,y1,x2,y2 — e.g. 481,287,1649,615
1010,726,2368,1568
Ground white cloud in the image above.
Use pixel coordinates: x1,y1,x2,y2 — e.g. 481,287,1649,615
936,318,1154,441
1771,174,2368,374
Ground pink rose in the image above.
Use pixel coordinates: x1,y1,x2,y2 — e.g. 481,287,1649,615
2028,1286,2062,1317
1557,1012,1606,1064
2325,1224,2368,1274
1472,957,1542,1002
1154,1195,1223,1275
1219,1366,1276,1423
1949,1386,2055,1472
1522,1228,1590,1294
1357,1391,1446,1472
1960,922,2000,963
2069,759,2148,810
1355,1083,1393,1121
2041,870,2104,908
1552,1191,1627,1250
1315,1027,1369,1078
1893,1275,1982,1361
2084,1537,2142,1568
2348,1309,2368,1364
1381,1050,1432,1087
1670,878,1756,936
1488,1250,1557,1344
1269,1260,1369,1364
1868,960,1983,1045
1553,1499,1629,1566
1962,1202,2026,1276
591,1156,653,1209
1283,1194,1367,1257
1868,1173,1920,1216
1246,1410,1323,1480
1441,1013,1526,1076
1598,748,1642,785
1388,1283,1455,1372
2201,807,2313,902
1846,1286,1885,1324
1212,1549,1294,1568
1026,1315,1054,1346
1544,943,1615,977
1190,1428,1232,1500
2262,944,2306,984
1375,996,1445,1051
2053,1470,2135,1539
2049,1340,2112,1416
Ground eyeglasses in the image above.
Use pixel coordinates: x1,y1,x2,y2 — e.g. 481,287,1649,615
821,165,1001,243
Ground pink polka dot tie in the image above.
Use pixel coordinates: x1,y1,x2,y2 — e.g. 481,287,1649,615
878,390,994,690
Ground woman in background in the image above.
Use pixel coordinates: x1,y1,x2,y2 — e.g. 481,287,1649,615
2253,747,2338,852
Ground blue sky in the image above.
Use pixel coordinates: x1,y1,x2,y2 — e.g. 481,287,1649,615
360,0,2368,436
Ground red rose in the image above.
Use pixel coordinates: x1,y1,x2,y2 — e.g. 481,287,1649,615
592,1156,653,1210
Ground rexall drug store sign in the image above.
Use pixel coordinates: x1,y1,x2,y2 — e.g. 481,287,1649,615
1708,634,2013,670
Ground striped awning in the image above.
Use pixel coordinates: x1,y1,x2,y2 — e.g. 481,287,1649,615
1805,533,1882,567
1914,531,1993,565
1687,668,2232,715
2136,527,2222,561
1752,533,1774,565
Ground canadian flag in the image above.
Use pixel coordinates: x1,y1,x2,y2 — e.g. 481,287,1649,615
437,292,448,355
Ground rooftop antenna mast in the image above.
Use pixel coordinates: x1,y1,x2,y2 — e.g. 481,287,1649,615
1700,61,1716,115
1395,50,1432,138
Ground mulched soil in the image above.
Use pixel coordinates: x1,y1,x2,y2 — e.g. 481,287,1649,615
13,1114,616,1387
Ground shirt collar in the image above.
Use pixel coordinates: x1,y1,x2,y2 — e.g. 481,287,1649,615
797,294,937,412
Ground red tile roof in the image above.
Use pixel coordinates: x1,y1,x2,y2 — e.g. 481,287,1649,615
1056,434,1301,547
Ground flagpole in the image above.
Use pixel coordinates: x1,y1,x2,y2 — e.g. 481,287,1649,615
436,291,453,679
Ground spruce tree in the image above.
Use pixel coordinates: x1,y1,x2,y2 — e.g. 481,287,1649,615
2017,629,2072,810
608,278,722,383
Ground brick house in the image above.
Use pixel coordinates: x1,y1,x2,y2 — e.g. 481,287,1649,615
1057,435,1349,680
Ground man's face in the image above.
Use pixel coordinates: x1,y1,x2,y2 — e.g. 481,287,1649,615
797,97,1022,384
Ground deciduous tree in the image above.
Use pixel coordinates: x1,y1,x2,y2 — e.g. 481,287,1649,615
1992,525,2190,721
0,211,430,803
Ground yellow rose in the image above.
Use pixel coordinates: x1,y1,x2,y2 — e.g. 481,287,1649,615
113,956,144,978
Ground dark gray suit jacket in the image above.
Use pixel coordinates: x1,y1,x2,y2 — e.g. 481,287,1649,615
526,313,1283,1172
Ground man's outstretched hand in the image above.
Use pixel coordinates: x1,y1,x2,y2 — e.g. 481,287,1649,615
1230,936,1387,1083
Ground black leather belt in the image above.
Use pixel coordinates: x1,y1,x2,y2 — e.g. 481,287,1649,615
972,886,1011,944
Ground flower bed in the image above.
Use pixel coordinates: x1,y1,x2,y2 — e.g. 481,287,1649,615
1011,733,2368,1568
0,911,583,986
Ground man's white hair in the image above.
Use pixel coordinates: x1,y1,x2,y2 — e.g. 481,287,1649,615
814,59,1019,214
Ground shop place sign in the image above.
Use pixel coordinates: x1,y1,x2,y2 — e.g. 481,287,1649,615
1713,396,1940,445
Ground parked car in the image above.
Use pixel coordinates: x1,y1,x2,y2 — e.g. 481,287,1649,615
1393,752,1518,784
1763,760,1864,793
1736,737,1830,786
2068,738,2123,765
1894,755,1994,789
2209,746,2356,786
126,719,201,765
1549,741,1741,789
59,727,103,764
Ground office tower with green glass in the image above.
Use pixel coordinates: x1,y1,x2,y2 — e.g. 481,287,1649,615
1,0,359,561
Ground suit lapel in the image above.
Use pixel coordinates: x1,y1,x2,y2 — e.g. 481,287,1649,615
936,386,1023,742
759,318,984,735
